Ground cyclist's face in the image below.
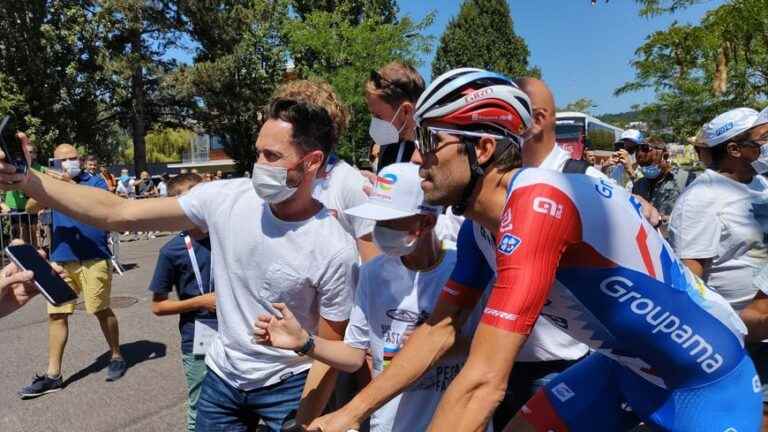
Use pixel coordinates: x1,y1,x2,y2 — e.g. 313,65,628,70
411,125,470,207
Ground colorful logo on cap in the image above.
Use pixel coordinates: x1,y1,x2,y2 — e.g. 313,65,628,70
377,173,398,192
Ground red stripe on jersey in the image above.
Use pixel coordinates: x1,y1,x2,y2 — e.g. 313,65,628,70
440,280,483,309
635,226,656,278
559,242,617,269
481,183,581,334
518,389,570,432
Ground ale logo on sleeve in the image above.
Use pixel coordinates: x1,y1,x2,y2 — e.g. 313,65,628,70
498,233,522,255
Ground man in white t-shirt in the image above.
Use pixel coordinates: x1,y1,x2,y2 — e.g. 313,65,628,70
254,163,489,432
670,106,768,409
0,96,357,431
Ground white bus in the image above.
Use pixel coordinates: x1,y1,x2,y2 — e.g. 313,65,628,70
556,111,624,159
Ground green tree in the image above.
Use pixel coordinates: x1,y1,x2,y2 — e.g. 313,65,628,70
618,0,768,141
174,0,290,173
560,97,597,114
92,0,190,174
285,6,433,163
431,0,538,79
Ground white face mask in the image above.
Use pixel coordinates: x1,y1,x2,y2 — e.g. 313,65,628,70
751,144,768,174
372,225,417,256
369,105,406,146
640,163,661,179
62,160,81,178
250,162,299,204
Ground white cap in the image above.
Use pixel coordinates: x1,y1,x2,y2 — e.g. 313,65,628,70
703,107,768,147
620,129,644,144
345,163,442,221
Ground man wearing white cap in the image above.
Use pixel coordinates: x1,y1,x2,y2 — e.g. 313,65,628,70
670,106,768,411
607,128,643,189
253,163,489,432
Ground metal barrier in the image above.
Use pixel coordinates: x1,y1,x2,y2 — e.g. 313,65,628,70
0,211,125,274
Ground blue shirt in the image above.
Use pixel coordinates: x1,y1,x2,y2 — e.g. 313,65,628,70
148,233,216,354
51,172,111,262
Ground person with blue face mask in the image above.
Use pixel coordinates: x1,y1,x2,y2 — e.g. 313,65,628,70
253,162,490,432
631,137,693,232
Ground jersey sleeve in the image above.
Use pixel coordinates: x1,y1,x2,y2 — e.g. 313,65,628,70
440,219,494,309
481,182,581,334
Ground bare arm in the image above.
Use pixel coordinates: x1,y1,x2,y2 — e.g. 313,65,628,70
20,170,194,232
428,324,525,432
741,292,768,343
682,258,709,278
307,300,471,432
151,293,216,316
296,316,349,425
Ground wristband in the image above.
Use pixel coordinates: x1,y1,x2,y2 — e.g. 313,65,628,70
294,331,315,356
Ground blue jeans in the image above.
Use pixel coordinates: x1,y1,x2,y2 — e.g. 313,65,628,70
195,368,308,432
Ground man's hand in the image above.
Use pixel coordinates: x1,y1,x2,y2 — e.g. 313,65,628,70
307,408,362,432
0,132,32,189
634,194,662,228
45,169,72,183
0,262,38,318
196,292,216,312
359,170,376,196
253,303,307,351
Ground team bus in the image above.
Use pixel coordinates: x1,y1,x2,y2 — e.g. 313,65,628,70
556,111,624,159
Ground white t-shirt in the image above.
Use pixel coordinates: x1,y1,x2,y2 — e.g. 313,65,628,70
313,159,375,239
179,178,356,390
344,243,490,432
669,170,768,311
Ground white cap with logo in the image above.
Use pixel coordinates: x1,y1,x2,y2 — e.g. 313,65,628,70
703,107,768,147
345,162,442,221
620,129,644,144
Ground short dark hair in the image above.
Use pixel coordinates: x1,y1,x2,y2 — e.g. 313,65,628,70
365,61,425,107
85,154,98,163
168,173,203,196
267,98,336,160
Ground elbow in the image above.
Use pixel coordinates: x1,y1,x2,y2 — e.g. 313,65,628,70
341,352,367,374
464,370,508,409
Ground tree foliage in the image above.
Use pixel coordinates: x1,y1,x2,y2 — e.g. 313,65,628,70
619,0,768,141
560,98,597,114
431,0,538,79
285,4,433,163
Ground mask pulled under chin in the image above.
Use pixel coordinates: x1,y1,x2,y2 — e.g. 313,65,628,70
372,225,417,256
751,144,768,174
250,162,298,204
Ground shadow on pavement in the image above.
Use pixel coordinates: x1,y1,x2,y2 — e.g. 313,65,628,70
64,340,166,387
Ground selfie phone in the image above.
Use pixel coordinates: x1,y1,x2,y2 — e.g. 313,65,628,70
0,116,28,174
48,158,64,173
5,244,77,306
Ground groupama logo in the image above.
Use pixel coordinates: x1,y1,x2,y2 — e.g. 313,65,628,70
377,173,398,191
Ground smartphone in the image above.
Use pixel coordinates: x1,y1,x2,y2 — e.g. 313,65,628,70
5,244,77,306
48,157,64,174
0,116,28,174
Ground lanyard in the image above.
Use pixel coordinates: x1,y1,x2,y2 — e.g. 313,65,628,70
184,235,206,295
395,141,406,164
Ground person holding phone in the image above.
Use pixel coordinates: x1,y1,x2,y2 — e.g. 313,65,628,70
18,143,126,399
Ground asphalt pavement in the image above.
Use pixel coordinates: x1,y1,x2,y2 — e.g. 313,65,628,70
0,235,189,432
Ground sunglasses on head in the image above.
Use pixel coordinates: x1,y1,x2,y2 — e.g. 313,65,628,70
415,126,518,155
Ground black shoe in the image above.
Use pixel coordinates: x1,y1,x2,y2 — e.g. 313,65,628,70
106,358,127,382
18,374,63,399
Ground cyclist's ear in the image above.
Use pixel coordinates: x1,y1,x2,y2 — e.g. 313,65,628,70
475,135,497,165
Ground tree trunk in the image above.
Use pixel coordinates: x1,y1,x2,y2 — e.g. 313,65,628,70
131,62,147,175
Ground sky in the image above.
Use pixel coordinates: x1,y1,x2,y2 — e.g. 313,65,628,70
399,0,727,115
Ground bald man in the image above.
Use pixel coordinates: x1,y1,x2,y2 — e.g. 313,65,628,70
18,143,126,400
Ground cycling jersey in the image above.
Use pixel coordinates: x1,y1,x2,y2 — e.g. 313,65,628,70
442,168,761,430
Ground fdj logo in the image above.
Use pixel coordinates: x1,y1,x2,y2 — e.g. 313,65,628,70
377,173,397,192
497,233,522,255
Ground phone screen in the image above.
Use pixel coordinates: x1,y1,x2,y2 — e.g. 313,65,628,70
5,244,77,306
0,116,28,174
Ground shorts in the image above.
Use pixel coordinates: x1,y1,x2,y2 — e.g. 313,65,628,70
519,352,762,432
47,259,112,315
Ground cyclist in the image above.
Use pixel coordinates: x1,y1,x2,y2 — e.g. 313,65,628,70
308,68,761,432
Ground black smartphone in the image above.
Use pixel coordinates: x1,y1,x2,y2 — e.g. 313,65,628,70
5,244,77,306
0,116,28,174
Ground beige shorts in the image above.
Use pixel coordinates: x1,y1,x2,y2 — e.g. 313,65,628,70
47,259,112,315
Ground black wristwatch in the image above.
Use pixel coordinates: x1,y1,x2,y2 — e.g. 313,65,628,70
294,331,315,356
